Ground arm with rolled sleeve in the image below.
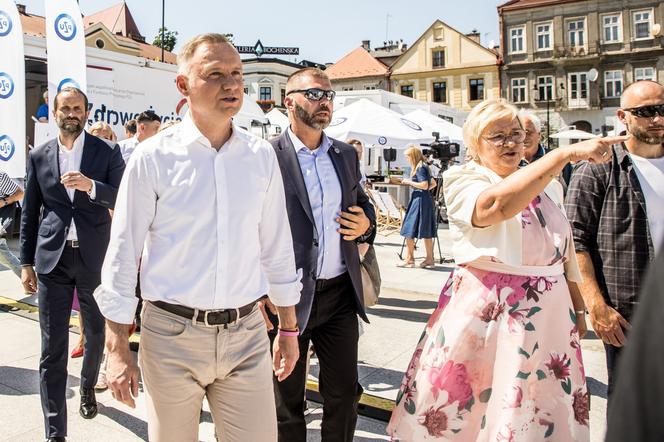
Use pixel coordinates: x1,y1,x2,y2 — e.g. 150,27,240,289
259,152,302,308
93,153,157,324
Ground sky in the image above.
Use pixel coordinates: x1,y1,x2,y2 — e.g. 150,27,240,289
18,0,505,64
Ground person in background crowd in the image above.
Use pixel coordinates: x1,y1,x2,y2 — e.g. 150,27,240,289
519,111,546,164
398,146,437,269
95,33,301,441
565,79,664,403
0,171,24,277
605,238,664,442
519,110,573,186
389,98,624,441
117,111,161,162
346,138,368,188
20,87,125,442
124,119,137,139
36,90,49,123
88,121,116,142
266,67,376,442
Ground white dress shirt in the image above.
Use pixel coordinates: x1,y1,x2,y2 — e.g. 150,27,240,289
57,132,96,241
288,129,346,279
95,114,301,324
118,135,139,163
630,153,664,253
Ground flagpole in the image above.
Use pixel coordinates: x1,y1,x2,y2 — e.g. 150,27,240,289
161,0,165,62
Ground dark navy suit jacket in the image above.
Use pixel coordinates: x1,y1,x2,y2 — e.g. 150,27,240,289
20,132,125,274
271,133,376,330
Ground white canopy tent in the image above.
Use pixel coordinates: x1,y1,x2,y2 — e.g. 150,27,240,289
550,128,598,140
403,109,464,144
266,108,290,135
324,99,435,148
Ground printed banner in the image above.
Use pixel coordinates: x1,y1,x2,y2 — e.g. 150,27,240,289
0,1,26,178
45,0,87,133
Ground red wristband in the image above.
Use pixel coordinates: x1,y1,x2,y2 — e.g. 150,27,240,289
278,329,300,337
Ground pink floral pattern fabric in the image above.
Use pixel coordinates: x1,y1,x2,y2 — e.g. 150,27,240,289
388,193,589,441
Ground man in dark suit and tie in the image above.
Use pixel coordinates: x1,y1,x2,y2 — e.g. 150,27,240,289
20,87,125,442
266,68,376,442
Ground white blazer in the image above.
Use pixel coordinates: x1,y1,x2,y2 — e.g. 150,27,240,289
443,161,582,282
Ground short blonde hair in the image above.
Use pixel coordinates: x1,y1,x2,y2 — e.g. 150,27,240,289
177,33,232,74
89,121,116,141
463,98,519,159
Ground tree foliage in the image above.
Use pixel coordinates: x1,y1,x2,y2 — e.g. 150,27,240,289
153,27,178,52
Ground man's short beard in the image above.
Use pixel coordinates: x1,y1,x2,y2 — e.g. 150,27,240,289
294,102,330,130
629,125,664,145
57,119,84,136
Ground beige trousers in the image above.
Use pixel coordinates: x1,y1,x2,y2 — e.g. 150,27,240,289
139,301,277,442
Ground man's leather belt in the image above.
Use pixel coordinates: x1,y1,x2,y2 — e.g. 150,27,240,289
151,300,257,326
315,272,349,292
65,240,80,248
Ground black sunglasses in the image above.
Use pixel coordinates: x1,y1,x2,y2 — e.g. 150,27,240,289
286,88,336,102
624,104,664,118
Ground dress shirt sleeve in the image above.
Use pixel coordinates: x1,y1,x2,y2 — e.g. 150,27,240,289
564,162,606,255
93,152,157,324
259,152,302,307
443,165,492,228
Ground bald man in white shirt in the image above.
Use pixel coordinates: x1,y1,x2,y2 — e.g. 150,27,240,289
94,33,301,441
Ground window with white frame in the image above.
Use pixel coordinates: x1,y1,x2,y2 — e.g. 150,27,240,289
633,10,653,39
537,76,554,101
602,14,622,42
511,78,527,103
635,67,656,81
510,26,526,53
259,86,272,101
604,70,623,98
535,22,552,50
567,19,585,48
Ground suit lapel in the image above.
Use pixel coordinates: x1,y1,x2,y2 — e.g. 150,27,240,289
46,139,71,202
278,134,315,225
328,141,351,209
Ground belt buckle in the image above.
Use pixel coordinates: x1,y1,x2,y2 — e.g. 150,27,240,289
71,240,79,248
202,308,241,327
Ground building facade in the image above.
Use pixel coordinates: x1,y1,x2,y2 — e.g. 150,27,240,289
390,20,501,111
499,0,664,140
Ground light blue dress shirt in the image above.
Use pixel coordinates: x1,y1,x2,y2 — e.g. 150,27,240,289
288,128,346,279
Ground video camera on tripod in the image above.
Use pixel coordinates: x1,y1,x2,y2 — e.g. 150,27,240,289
420,132,460,161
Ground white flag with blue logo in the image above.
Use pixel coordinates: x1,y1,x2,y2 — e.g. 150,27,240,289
45,0,87,132
0,1,26,178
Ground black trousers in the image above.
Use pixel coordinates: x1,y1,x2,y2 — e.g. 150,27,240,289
269,273,363,442
37,245,105,437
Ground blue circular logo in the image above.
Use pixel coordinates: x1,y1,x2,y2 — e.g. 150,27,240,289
0,72,14,99
400,118,422,131
0,11,13,37
378,136,388,145
0,135,15,161
54,13,77,41
57,77,81,92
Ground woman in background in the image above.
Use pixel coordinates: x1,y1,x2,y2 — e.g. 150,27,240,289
398,146,437,269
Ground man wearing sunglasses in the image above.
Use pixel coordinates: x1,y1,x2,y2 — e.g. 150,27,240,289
566,80,664,406
264,67,376,441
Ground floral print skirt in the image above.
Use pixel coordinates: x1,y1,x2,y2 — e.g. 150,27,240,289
387,265,589,441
